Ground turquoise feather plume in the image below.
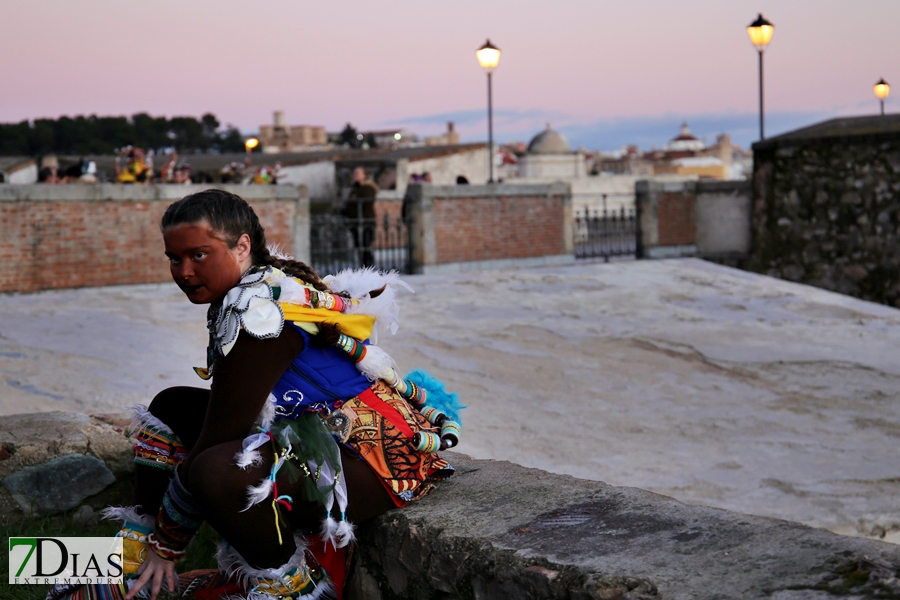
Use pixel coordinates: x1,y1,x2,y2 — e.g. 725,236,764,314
405,370,465,425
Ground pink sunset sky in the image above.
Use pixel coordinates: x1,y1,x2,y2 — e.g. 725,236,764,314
2,0,898,150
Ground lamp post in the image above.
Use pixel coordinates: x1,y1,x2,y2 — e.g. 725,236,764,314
476,39,501,183
747,14,774,140
244,137,259,154
874,78,891,115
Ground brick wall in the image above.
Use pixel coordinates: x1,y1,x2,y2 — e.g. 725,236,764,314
0,185,301,293
432,194,566,263
403,183,573,273
635,180,750,259
656,191,696,246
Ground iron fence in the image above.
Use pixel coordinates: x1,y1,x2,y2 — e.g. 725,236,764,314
310,212,411,276
574,207,637,261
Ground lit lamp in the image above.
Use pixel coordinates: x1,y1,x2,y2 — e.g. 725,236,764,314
476,39,501,183
245,137,259,154
874,78,890,115
747,14,774,139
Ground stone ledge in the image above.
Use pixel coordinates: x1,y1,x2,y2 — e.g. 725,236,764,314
348,452,900,600
0,183,300,203
2,413,898,598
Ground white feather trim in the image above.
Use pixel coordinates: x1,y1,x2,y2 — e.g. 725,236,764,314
355,345,400,383
100,506,154,528
128,405,175,436
335,520,355,548
253,394,277,431
267,243,294,261
320,517,339,548
235,449,263,470
324,268,414,343
242,478,274,511
216,534,339,600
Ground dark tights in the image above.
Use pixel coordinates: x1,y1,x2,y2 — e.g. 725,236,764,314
133,386,395,568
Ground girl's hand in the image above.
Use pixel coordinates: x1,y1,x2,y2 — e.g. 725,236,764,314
125,550,176,600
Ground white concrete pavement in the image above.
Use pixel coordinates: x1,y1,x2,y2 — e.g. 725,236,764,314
1,258,898,544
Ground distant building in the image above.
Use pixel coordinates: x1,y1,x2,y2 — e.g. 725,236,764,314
424,122,460,146
597,123,750,180
666,122,706,154
0,157,37,184
517,124,586,179
361,128,418,148
258,111,327,153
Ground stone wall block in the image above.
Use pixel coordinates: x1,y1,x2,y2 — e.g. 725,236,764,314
2,453,116,515
0,412,134,517
0,412,134,479
750,132,900,307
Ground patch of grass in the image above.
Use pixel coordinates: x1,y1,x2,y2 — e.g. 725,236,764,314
1,511,220,600
790,557,900,599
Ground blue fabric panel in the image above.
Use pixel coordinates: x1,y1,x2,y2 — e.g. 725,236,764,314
269,324,371,418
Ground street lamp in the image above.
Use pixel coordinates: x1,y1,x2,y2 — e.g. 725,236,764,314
245,137,259,154
747,14,774,140
476,39,501,183
874,78,890,115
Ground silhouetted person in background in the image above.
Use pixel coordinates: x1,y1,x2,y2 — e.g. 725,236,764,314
343,166,379,267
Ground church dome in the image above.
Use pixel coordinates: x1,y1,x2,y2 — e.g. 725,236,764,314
527,124,573,154
667,122,705,152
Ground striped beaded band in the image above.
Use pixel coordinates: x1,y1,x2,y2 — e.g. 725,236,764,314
420,406,446,426
440,420,461,448
134,427,188,472
147,532,187,561
336,333,367,362
152,470,203,561
413,431,441,454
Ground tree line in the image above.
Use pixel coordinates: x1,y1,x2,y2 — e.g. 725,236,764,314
0,113,246,156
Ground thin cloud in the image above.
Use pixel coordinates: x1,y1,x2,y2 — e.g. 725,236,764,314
383,108,839,151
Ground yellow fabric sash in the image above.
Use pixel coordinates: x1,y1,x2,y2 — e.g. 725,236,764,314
280,304,375,341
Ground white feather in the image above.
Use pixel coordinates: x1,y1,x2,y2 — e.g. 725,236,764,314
327,269,412,342
100,506,154,528
324,268,413,299
242,478,274,511
267,243,294,261
234,449,263,470
335,520,355,548
253,395,277,430
320,517,339,550
128,405,176,436
355,345,399,382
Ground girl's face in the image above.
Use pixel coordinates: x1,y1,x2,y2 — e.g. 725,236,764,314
163,221,252,304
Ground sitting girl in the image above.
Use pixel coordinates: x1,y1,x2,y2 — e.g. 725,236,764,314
53,189,460,600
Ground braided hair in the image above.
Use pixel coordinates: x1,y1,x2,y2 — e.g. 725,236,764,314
161,189,340,344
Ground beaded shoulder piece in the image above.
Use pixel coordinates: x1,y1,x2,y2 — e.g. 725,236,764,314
194,266,405,390
195,266,285,379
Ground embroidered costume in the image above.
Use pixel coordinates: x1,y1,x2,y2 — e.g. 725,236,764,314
53,267,460,600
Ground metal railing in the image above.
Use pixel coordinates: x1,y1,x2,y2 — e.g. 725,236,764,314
574,207,637,261
310,212,411,276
